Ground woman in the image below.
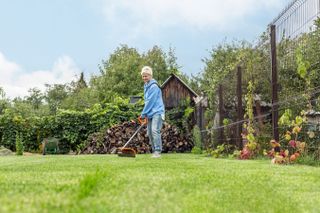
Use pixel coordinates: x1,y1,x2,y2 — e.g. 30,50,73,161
140,66,165,158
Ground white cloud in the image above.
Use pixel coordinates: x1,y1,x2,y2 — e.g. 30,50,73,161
0,52,22,83
103,0,288,33
0,52,80,99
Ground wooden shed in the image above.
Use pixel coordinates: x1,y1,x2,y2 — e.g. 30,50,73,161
161,74,207,141
161,73,199,109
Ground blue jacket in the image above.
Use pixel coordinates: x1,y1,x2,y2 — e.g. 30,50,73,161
141,79,165,119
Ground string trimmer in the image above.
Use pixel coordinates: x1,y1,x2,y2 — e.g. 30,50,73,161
117,117,147,158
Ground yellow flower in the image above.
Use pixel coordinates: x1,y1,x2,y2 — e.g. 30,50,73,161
285,133,291,141
284,150,289,157
263,149,268,156
292,126,301,134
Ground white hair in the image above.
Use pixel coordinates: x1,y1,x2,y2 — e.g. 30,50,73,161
141,66,153,76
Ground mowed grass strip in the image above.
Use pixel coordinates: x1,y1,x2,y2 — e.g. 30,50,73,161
0,154,319,213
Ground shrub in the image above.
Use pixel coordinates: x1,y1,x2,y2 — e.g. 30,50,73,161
296,153,320,167
191,125,202,154
0,97,143,153
207,144,235,158
15,132,24,155
166,98,194,134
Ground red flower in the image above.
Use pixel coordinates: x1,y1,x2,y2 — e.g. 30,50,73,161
288,140,296,148
240,147,251,159
279,150,286,158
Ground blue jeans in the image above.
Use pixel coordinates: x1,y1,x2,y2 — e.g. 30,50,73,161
147,114,163,153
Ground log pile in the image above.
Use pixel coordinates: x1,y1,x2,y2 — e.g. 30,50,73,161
81,121,193,154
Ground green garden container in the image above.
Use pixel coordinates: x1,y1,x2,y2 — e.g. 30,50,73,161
42,137,60,155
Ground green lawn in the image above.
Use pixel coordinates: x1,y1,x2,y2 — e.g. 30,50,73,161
0,154,319,213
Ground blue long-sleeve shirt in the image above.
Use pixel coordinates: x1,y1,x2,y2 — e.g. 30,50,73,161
141,79,165,119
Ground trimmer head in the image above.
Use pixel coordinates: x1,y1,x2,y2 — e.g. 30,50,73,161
117,148,136,158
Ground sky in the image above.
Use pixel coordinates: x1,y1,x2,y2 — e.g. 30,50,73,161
0,0,292,99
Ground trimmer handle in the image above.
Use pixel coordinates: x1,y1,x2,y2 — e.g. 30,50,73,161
138,116,148,125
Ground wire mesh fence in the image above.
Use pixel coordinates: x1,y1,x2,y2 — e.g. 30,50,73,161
200,0,320,157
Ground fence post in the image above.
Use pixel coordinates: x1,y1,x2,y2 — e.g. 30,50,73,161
236,66,243,149
270,25,279,141
218,84,224,144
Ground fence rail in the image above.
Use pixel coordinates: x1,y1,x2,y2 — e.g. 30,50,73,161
271,0,320,42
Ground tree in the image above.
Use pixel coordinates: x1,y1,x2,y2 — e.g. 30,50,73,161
200,39,275,149
143,45,170,84
25,88,44,110
276,18,320,113
201,42,241,121
94,45,143,102
45,84,69,114
60,72,98,111
92,45,183,102
296,18,320,111
71,72,88,93
61,88,99,111
0,87,9,115
167,46,181,75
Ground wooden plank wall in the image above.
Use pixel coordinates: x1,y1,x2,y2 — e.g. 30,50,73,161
162,77,196,109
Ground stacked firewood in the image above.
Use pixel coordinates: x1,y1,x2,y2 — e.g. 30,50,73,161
82,121,193,154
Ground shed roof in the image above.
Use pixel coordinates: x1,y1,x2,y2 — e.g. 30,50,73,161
161,73,199,97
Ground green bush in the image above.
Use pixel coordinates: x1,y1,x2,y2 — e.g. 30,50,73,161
15,132,24,155
296,153,320,167
0,111,24,151
191,147,202,155
0,98,143,153
191,125,202,154
166,98,194,134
